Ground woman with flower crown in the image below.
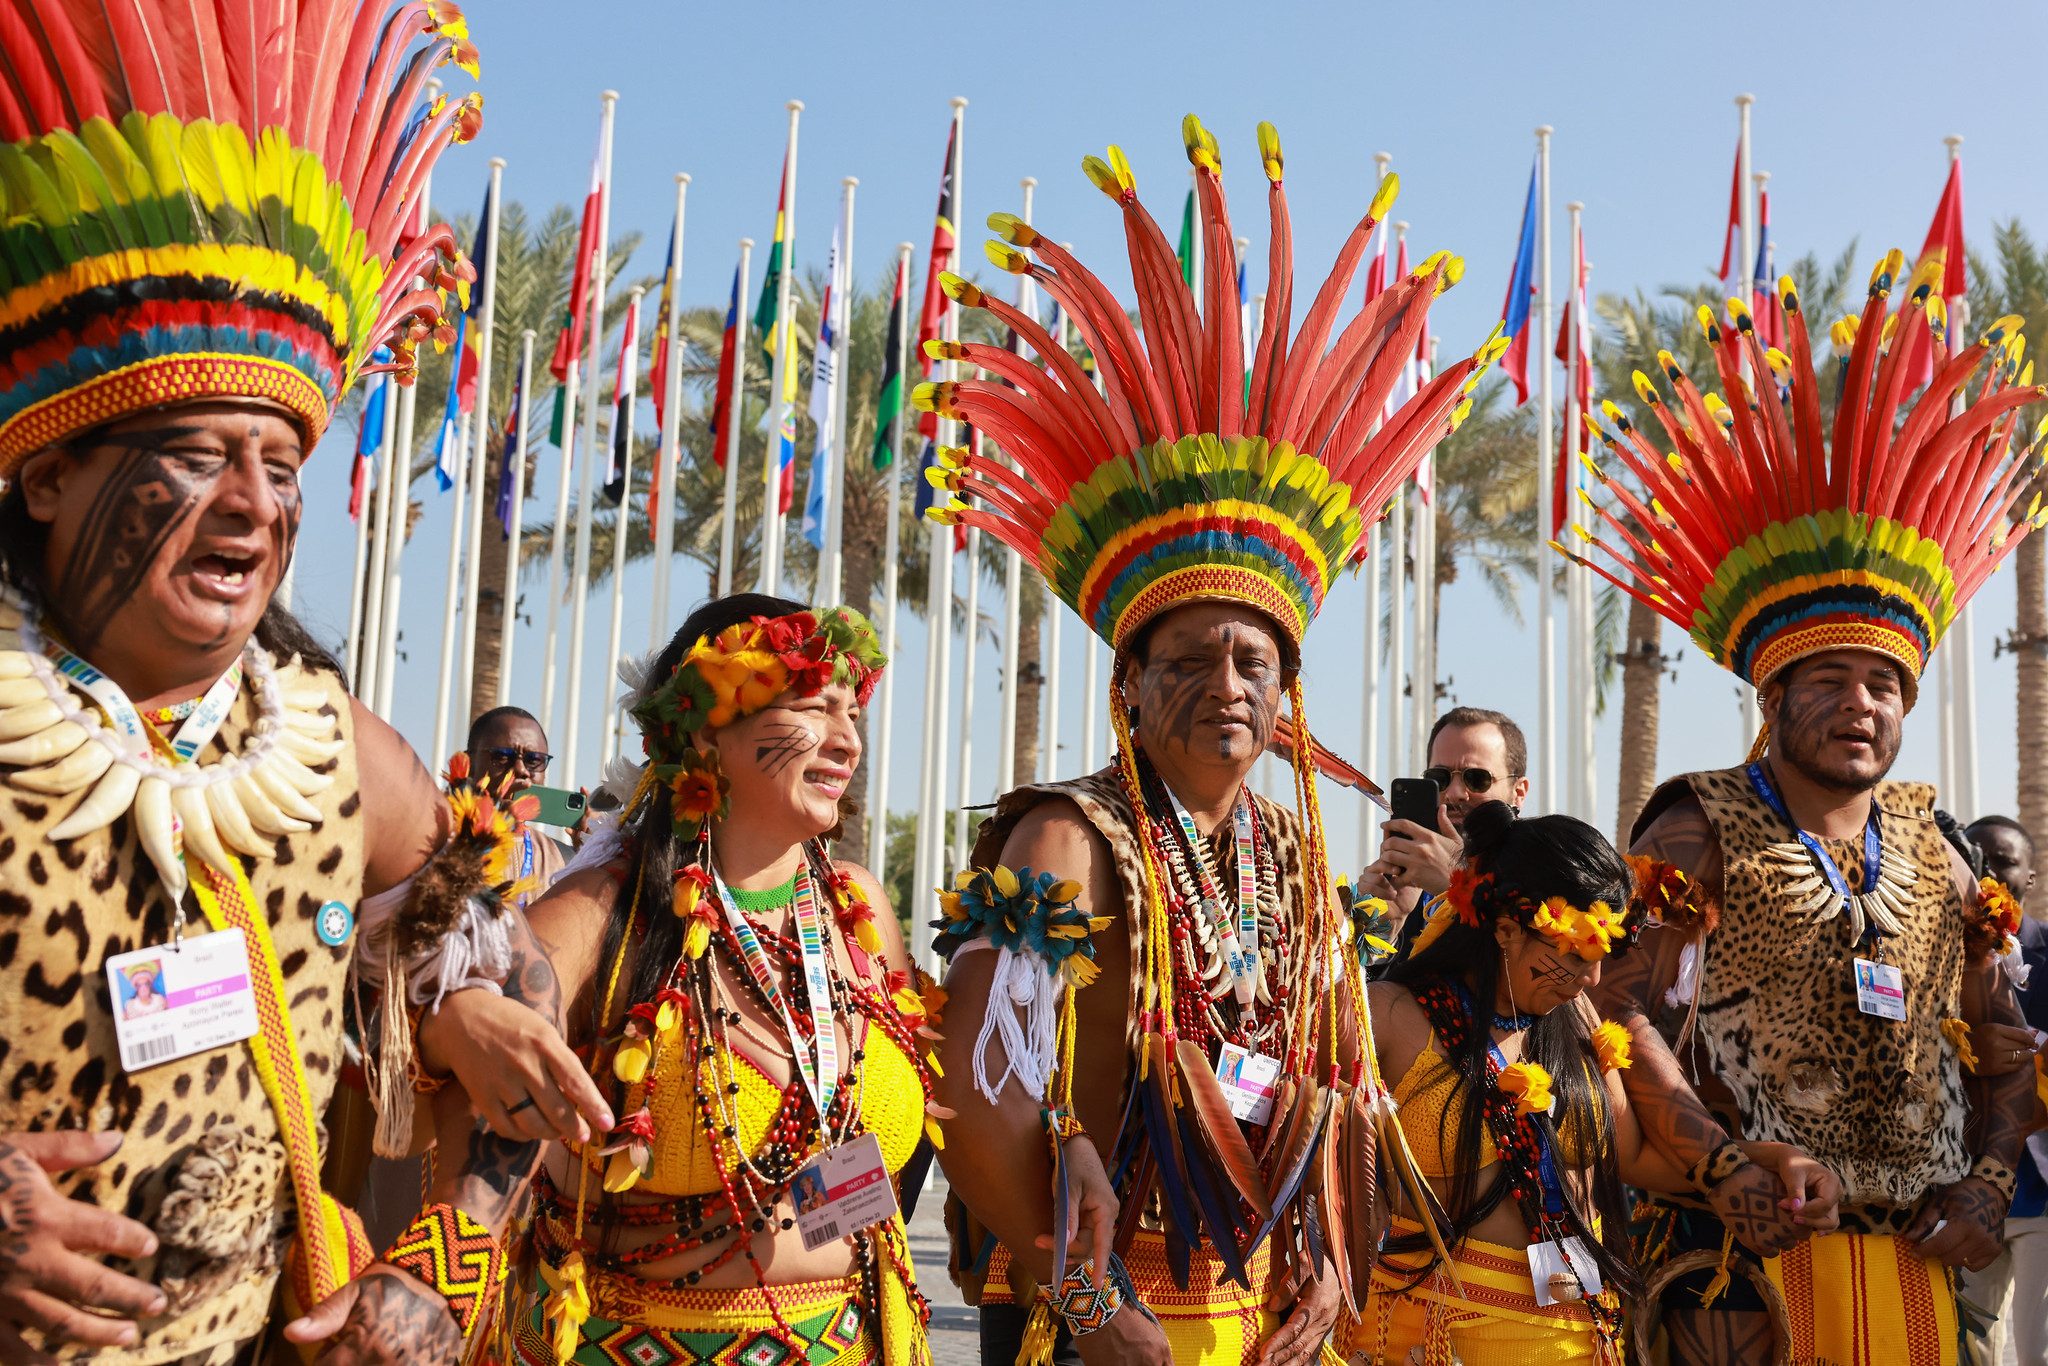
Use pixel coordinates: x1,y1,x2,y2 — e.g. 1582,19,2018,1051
484,593,942,1365
1357,801,1840,1365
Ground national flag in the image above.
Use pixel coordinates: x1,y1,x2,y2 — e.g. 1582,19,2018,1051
1363,218,1390,305
915,119,959,391
753,152,790,363
496,366,522,536
708,263,742,461
803,225,843,549
1551,219,1591,537
1394,235,1436,506
431,309,469,490
550,150,603,382
1499,163,1538,405
603,293,640,506
1750,188,1782,349
649,217,677,433
350,370,388,521
872,254,908,471
1903,157,1966,390
1176,188,1196,287
1716,140,1742,300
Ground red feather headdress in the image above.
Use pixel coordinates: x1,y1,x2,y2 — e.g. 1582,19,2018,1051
0,0,482,472
1561,252,2047,705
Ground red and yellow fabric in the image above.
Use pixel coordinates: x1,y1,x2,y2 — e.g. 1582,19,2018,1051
1764,1231,1957,1366
1348,1217,1609,1365
502,1215,928,1366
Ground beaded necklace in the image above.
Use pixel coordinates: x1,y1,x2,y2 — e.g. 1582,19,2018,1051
1409,978,1623,1348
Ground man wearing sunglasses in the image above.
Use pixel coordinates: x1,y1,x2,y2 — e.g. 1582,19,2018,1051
465,705,573,905
1365,706,1530,945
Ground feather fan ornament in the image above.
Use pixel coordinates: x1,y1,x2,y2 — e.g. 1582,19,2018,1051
0,0,482,472
1563,253,2048,700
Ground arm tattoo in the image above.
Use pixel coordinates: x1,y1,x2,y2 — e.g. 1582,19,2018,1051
452,1123,539,1225
755,722,818,777
1962,960,2032,1169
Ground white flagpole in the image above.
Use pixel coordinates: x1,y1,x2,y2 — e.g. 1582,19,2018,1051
915,96,966,964
1564,200,1585,820
358,379,399,700
1042,269,1069,782
562,89,619,786
1388,487,1407,775
346,465,371,676
651,173,690,646
1943,135,1981,814
718,239,754,596
498,330,535,706
821,176,856,606
375,378,418,721
868,242,914,876
601,287,644,769
1534,123,1555,812
1735,95,1758,755
430,371,472,761
541,354,578,732
996,177,1035,797
1078,268,1101,777
759,101,803,596
1400,220,1432,777
457,156,505,718
1425,336,1442,780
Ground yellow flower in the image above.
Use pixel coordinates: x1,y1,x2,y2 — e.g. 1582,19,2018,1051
602,1149,643,1193
683,916,712,960
1497,1061,1555,1117
1592,1020,1633,1072
540,1250,591,1365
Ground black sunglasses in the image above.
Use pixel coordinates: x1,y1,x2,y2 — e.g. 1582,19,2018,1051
486,746,552,770
1422,765,1517,795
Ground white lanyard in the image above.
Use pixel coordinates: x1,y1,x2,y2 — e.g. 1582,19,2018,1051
1165,788,1260,1010
48,646,243,761
711,863,840,1119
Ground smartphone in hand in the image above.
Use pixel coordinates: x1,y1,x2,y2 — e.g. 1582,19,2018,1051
1389,776,1441,830
517,785,587,828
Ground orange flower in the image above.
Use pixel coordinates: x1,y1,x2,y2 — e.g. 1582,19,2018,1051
669,768,723,824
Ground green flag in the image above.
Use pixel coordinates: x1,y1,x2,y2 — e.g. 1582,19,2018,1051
872,257,908,470
547,385,568,447
1176,188,1196,287
753,153,788,362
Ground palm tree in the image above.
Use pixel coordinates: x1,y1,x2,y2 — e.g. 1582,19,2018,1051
1588,245,1859,838
1967,222,2048,839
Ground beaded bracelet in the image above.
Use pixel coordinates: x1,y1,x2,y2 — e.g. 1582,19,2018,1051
1969,1155,2018,1206
380,1203,507,1339
1043,1106,1086,1142
1037,1253,1138,1337
1685,1141,1754,1198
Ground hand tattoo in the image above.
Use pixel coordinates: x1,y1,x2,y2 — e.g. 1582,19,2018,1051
0,1142,37,1266
323,1268,463,1365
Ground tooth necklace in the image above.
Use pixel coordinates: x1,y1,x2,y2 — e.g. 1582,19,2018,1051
1745,760,1917,943
0,593,343,910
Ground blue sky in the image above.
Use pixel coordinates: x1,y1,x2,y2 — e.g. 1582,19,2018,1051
293,0,2048,870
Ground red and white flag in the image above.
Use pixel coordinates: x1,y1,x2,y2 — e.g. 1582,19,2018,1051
1551,219,1591,538
1902,158,1965,390
550,148,604,382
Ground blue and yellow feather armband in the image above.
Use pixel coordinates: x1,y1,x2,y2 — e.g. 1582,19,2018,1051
936,865,1111,987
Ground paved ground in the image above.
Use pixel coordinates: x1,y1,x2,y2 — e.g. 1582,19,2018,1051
905,1172,983,1366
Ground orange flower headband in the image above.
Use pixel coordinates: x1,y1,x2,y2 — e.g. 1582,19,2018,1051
1411,863,1652,962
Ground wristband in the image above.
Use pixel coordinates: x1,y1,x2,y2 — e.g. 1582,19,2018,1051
381,1202,507,1339
1037,1252,1137,1338
1969,1156,2018,1206
1043,1106,1086,1142
1686,1141,1754,1198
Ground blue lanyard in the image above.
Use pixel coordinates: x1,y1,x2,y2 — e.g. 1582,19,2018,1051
1745,761,1883,943
1455,983,1566,1220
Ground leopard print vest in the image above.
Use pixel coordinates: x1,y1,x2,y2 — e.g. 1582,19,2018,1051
0,650,363,1364
1680,765,1969,1212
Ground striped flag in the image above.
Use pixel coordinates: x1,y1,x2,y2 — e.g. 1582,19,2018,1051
1751,188,1783,349
551,149,603,382
871,254,908,470
1499,162,1538,405
708,263,742,461
1902,158,1966,390
1551,219,1590,536
1716,140,1742,302
603,293,640,506
753,152,790,364
350,370,388,521
914,119,959,446
802,225,842,549
431,309,470,490
650,216,678,433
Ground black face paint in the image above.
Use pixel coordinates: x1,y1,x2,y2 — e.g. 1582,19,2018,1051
1133,625,1283,761
1773,669,1902,793
755,720,819,777
1528,953,1577,989
53,425,214,652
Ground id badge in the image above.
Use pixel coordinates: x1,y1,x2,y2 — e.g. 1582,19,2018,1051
105,930,260,1073
1214,1043,1282,1125
1853,957,1907,1021
791,1132,899,1252
1527,1236,1604,1306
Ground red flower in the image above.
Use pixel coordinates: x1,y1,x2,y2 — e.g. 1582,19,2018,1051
756,612,816,654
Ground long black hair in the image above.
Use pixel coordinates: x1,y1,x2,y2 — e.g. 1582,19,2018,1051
1380,800,1640,1297
588,592,808,1043
0,467,343,678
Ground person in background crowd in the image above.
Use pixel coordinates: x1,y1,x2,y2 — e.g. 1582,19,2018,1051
1960,815,2048,1366
1366,706,1532,954
467,705,572,904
